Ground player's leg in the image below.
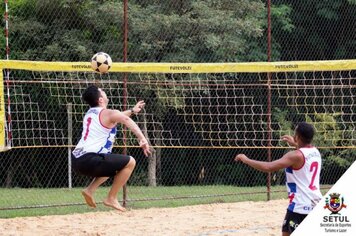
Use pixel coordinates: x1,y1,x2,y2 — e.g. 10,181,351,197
72,153,111,207
281,210,307,236
282,210,291,236
102,155,136,211
282,231,290,236
82,177,109,208
75,153,134,210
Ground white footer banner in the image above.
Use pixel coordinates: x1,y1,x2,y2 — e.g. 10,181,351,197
293,161,356,235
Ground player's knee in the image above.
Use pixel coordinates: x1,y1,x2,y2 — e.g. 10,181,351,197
127,156,136,169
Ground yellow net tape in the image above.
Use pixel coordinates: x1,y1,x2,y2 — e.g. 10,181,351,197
1,59,356,73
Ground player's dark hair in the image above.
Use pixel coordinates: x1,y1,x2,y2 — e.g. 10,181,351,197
295,122,314,144
82,85,101,107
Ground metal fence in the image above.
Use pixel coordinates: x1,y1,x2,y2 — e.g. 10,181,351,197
0,0,355,216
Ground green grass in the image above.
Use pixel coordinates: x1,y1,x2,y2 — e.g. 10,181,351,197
0,185,330,218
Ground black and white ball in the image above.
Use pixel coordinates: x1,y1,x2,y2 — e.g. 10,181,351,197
91,52,112,73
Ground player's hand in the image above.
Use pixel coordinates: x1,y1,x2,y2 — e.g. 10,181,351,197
139,139,151,157
234,154,249,163
281,135,297,147
132,100,145,114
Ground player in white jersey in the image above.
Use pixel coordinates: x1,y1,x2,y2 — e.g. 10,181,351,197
72,85,151,211
234,122,322,236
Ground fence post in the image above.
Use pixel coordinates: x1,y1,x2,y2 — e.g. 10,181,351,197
67,103,73,189
266,0,272,202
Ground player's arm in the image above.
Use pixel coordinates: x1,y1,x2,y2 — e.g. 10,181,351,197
234,151,303,173
122,100,145,117
106,109,151,156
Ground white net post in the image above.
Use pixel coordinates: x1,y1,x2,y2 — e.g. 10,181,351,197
67,103,72,189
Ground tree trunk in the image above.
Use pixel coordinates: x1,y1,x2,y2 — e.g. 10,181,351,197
147,149,157,186
141,113,157,186
5,156,23,187
5,164,14,187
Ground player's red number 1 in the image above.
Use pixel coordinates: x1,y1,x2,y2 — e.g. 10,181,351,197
84,117,92,141
309,161,318,190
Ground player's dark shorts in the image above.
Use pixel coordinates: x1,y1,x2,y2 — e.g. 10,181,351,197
71,152,131,177
282,209,307,233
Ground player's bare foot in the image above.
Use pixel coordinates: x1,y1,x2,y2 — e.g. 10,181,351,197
103,198,126,212
81,190,96,208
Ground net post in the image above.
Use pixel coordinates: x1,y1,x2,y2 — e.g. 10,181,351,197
266,0,272,201
3,0,12,148
67,103,73,189
122,0,129,208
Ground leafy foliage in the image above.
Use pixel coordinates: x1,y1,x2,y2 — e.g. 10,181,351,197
274,0,356,60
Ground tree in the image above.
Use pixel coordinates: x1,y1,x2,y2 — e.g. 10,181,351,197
129,0,266,62
273,0,356,60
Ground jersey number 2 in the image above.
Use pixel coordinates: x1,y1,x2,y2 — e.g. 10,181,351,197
84,117,92,141
309,161,318,190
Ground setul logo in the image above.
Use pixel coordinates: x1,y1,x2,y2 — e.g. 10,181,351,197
324,192,347,214
321,192,351,233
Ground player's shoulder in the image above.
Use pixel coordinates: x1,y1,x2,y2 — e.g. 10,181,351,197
99,109,119,127
287,149,304,157
284,149,304,162
100,108,113,113
284,150,305,170
102,109,126,122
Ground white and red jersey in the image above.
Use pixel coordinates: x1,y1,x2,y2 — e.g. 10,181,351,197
72,107,117,158
285,146,322,214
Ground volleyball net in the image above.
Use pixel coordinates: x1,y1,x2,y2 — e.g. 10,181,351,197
0,59,355,150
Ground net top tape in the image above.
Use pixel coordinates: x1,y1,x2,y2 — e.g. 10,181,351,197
1,59,356,73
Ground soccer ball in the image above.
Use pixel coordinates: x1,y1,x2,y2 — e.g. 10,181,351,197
91,52,112,73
